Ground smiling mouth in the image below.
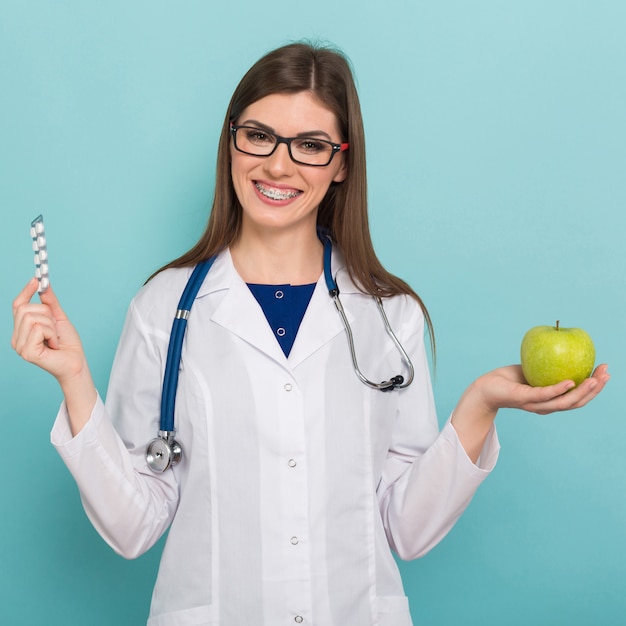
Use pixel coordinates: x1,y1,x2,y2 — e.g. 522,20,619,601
254,182,302,201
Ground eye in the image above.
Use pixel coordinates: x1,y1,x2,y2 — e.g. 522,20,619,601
294,138,328,154
244,128,274,146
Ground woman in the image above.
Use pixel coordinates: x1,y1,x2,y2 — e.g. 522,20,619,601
12,42,609,626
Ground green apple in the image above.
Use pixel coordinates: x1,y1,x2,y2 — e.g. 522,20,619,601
520,321,595,387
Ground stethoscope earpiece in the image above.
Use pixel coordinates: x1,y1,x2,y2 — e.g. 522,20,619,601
380,375,405,392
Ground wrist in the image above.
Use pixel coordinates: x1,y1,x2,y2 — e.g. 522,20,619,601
58,365,98,437
451,377,498,464
57,359,94,394
462,375,498,416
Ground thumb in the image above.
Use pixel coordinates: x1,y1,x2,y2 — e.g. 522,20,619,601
39,287,69,330
39,284,69,323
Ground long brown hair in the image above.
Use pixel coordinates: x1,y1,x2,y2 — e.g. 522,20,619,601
153,41,434,345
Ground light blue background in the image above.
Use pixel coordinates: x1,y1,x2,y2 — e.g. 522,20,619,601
1,1,624,624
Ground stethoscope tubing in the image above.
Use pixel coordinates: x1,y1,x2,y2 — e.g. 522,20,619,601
321,233,414,391
151,238,414,471
159,257,216,433
331,293,414,391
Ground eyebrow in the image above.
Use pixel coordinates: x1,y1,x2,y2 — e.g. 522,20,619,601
240,119,334,141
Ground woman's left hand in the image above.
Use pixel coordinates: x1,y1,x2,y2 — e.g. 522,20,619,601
452,364,609,463
477,363,610,415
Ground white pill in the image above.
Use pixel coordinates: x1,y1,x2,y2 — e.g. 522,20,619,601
35,267,41,278
32,241,39,252
40,277,50,291
39,249,48,261
30,227,37,238
40,262,49,276
35,221,45,234
37,235,46,248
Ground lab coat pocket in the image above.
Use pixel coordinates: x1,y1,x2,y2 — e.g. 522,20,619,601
376,595,412,626
147,603,217,626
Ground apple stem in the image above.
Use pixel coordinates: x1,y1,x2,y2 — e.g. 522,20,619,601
556,320,560,331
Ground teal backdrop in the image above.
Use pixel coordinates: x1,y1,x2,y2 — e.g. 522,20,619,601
1,1,624,624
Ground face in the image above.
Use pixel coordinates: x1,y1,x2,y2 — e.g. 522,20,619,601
230,91,347,238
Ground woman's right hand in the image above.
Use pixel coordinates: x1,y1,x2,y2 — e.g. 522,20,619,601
12,278,97,435
12,278,86,381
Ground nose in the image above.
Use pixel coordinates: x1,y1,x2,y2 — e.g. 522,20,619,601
263,141,294,177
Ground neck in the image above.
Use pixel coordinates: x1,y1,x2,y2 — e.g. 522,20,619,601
230,227,323,285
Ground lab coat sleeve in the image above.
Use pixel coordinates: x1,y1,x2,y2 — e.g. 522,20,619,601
51,296,179,559
377,299,500,560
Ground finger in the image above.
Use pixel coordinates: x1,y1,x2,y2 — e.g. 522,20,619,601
501,365,576,399
12,297,56,349
13,310,59,360
523,378,577,403
39,285,69,323
591,363,610,383
13,306,57,346
516,380,581,413
561,367,610,408
575,368,610,406
12,278,40,317
13,285,68,352
526,375,607,414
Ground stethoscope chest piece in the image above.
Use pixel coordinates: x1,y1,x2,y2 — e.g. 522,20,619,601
146,431,182,473
146,241,414,472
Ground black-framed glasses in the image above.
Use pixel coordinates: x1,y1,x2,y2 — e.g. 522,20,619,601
230,123,349,167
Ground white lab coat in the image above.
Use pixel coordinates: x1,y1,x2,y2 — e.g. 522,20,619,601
51,247,499,626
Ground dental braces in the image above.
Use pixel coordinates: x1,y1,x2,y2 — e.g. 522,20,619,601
31,214,50,293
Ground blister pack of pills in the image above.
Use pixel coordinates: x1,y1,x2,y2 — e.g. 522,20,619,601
31,215,50,293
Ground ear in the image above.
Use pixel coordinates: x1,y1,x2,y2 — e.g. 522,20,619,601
332,160,347,183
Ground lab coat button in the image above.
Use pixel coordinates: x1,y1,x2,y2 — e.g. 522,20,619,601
276,327,286,337
284,383,293,392
288,459,297,468
290,536,299,545
275,290,284,299
294,617,303,624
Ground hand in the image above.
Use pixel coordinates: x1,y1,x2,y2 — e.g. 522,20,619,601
12,278,88,385
452,363,610,463
12,278,98,435
476,364,610,415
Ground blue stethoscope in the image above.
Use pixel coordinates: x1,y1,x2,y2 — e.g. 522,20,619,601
146,236,415,472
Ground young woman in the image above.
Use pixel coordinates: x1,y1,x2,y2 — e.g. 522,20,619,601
12,42,609,626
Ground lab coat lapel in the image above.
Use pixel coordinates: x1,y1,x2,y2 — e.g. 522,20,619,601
285,278,346,368
208,253,288,365
204,246,362,369
287,248,362,369
215,278,290,363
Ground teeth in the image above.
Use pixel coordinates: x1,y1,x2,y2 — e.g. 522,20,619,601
255,182,301,200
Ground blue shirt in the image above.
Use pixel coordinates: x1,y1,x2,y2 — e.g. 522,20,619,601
247,283,316,357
